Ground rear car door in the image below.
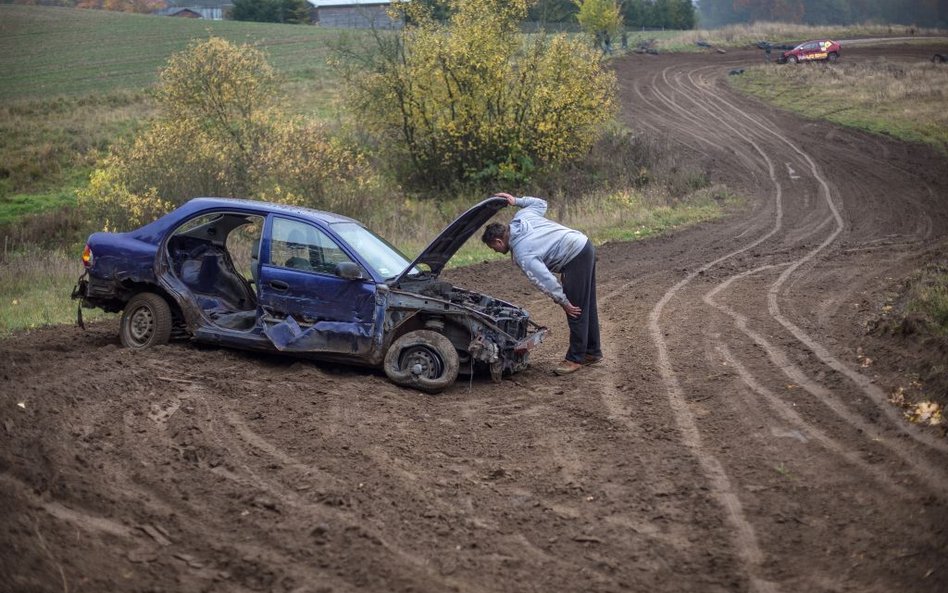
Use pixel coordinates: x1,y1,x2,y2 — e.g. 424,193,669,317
257,216,379,355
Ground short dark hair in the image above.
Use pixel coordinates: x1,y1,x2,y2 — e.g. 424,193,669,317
481,222,506,245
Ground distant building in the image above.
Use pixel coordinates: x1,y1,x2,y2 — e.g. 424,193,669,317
307,0,402,29
156,1,233,20
162,8,202,18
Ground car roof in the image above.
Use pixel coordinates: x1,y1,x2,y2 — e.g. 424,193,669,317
185,197,359,225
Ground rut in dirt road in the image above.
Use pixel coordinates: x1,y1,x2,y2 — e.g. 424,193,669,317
2,46,946,593
615,47,948,592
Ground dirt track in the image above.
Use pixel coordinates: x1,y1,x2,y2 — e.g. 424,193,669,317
3,44,947,593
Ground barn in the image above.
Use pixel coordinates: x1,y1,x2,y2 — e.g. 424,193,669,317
307,0,402,29
156,1,232,20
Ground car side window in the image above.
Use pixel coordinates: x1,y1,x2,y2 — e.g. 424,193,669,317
269,218,354,275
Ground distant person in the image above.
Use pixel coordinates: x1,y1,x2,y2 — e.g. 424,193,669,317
621,30,628,50
482,193,602,376
604,31,613,54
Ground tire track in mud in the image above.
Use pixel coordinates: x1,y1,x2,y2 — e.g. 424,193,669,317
674,64,948,458
201,394,503,593
702,267,944,494
629,60,788,593
94,366,481,593
620,52,947,591
658,61,946,455
205,370,663,592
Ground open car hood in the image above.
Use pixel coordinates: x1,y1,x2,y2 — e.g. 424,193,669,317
393,197,508,284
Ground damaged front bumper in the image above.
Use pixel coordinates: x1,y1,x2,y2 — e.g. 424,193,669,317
468,324,548,382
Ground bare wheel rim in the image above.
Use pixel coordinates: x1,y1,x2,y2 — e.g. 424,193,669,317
128,305,155,345
400,346,444,379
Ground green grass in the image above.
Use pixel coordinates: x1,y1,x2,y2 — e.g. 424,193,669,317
0,247,114,334
0,5,344,102
0,187,78,225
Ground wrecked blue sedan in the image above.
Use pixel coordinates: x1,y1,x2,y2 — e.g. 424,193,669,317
72,197,546,393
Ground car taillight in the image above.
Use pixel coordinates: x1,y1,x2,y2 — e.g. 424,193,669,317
81,244,93,268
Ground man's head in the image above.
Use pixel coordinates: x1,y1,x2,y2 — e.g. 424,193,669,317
481,222,510,254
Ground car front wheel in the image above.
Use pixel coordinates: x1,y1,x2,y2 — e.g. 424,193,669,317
827,52,839,62
383,330,459,394
120,292,172,349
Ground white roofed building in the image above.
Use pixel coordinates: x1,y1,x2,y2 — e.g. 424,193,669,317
307,0,402,29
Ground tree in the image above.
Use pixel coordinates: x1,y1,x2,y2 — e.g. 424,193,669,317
336,0,617,188
528,0,579,23
574,0,622,36
80,38,365,229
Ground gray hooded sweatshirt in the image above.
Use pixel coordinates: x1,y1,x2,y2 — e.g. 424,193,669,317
508,197,588,305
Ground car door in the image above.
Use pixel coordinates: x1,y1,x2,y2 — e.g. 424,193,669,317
801,42,821,61
257,215,379,356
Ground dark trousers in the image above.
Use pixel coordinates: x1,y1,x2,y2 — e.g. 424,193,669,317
561,240,601,363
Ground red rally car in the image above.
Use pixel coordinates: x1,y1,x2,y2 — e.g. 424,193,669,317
777,40,841,64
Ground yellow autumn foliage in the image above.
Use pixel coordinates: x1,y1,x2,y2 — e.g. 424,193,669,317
340,0,617,187
79,38,369,231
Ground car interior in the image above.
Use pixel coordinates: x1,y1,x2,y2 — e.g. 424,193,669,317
166,212,262,330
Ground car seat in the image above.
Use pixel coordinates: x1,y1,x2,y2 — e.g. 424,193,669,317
284,230,311,270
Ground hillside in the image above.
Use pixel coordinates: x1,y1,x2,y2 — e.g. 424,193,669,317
0,4,341,101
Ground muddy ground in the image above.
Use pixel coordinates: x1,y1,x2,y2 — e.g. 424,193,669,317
2,44,947,593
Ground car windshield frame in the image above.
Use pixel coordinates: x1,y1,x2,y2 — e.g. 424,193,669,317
330,221,417,281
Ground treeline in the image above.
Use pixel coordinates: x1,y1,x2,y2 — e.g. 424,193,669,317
527,0,697,30
697,0,948,28
230,0,309,24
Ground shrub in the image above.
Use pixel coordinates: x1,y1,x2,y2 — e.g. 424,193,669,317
574,0,622,37
335,0,617,189
79,38,370,231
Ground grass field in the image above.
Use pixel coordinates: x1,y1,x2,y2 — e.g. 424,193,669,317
0,4,342,102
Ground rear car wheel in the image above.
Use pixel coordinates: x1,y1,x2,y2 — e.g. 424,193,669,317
787,55,798,64
384,330,459,394
120,292,172,349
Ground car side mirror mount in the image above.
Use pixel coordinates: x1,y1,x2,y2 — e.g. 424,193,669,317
335,261,365,280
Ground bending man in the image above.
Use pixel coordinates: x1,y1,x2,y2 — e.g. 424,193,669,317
482,193,602,375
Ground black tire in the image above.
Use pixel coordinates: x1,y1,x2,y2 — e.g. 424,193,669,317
120,292,172,349
787,55,798,64
827,52,839,62
933,54,946,63
383,330,459,394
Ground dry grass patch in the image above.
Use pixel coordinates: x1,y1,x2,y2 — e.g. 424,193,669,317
732,60,948,152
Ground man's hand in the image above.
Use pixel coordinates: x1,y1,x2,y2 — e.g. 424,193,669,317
561,302,582,318
492,192,517,206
